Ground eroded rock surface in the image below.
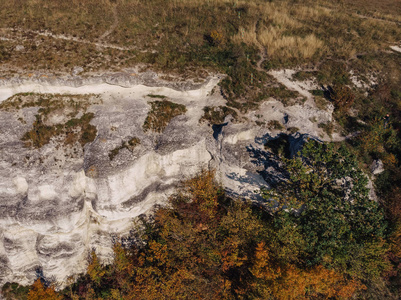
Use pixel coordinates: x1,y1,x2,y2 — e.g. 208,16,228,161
0,71,336,287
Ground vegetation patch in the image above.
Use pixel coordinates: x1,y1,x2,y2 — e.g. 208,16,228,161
313,94,331,111
265,134,291,158
219,50,270,112
0,93,94,114
265,85,302,106
109,137,140,161
287,127,300,134
327,84,355,112
292,71,315,81
143,100,186,133
1,0,400,112
22,112,96,148
5,154,388,298
0,43,10,62
0,93,99,149
316,61,351,86
263,140,388,283
1,282,30,300
318,121,335,137
267,120,284,131
147,94,167,99
200,106,238,124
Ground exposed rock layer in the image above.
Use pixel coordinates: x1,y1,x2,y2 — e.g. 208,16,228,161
0,71,335,287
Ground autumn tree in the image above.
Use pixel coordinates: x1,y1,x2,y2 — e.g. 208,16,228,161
12,169,379,299
27,279,61,300
87,250,106,286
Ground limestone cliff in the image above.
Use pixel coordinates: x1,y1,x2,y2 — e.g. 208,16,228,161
0,70,335,287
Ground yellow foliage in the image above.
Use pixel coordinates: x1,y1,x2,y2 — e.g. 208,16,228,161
87,250,106,285
184,169,220,218
210,29,224,45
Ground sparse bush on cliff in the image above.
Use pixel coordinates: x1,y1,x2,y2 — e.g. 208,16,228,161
328,84,355,112
143,100,187,133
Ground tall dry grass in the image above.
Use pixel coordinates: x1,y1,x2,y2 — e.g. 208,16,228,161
259,29,324,59
232,1,326,60
230,0,400,62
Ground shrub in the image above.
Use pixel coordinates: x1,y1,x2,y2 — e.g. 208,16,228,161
328,84,355,112
200,106,238,124
209,30,224,46
109,137,140,161
267,120,284,130
143,100,186,133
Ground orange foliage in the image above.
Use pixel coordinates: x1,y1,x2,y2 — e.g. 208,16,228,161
27,279,62,300
22,171,368,299
249,242,361,299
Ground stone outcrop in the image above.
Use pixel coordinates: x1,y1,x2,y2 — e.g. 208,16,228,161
0,71,336,287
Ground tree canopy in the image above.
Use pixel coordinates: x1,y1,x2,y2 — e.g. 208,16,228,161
264,139,389,278
1,143,394,299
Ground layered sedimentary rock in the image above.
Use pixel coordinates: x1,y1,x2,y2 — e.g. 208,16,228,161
0,71,334,287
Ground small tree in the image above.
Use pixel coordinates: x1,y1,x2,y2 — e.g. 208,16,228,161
27,279,61,300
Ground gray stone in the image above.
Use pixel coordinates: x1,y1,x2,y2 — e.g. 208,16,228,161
371,159,384,175
71,66,84,76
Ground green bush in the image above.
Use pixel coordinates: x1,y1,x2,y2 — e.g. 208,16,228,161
263,140,389,279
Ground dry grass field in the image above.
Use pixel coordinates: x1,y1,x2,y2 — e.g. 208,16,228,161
0,0,400,73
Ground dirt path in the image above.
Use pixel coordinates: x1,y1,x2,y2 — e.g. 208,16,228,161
100,4,119,41
0,27,132,51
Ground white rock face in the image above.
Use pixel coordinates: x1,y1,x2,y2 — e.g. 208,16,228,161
13,177,28,195
0,72,337,288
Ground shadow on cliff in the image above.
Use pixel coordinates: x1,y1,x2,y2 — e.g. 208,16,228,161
225,171,265,202
246,132,319,186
